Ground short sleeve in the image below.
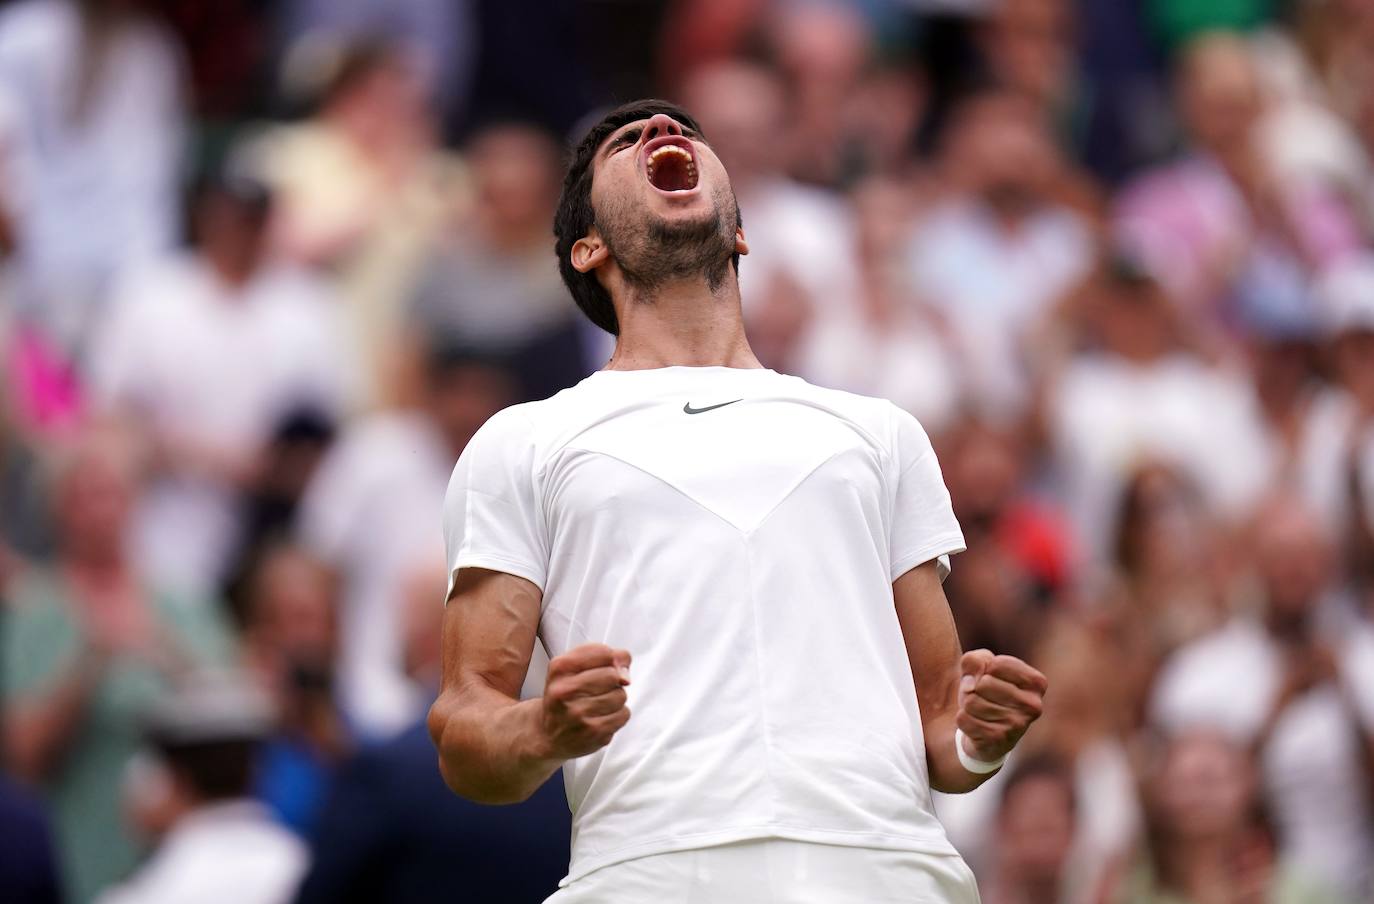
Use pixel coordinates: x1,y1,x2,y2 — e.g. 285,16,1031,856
443,408,548,599
888,405,965,582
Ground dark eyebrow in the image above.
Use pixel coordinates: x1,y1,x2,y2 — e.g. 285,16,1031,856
601,121,703,158
603,126,642,156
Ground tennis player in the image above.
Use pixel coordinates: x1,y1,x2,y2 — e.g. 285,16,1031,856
428,99,1047,903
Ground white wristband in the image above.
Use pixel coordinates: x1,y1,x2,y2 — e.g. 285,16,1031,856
954,728,1006,774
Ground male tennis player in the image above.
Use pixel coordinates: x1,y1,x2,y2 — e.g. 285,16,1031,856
428,99,1047,902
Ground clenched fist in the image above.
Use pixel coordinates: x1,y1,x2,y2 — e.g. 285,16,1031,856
956,649,1047,763
539,643,633,760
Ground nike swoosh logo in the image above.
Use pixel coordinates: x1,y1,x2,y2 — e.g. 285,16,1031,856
683,399,743,415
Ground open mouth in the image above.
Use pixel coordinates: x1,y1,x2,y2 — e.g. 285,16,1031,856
645,144,699,192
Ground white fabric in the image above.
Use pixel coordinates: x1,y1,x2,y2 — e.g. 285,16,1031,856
95,801,306,904
542,838,981,904
1150,618,1374,897
296,412,454,735
0,0,184,345
905,200,1093,420
88,254,354,591
1294,389,1374,538
1048,353,1274,552
954,729,1005,773
443,366,966,886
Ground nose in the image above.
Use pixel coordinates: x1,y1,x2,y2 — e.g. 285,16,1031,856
641,113,684,144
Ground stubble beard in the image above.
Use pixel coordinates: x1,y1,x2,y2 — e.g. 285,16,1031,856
598,186,738,300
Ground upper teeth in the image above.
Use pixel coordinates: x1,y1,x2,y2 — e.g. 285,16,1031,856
647,145,696,179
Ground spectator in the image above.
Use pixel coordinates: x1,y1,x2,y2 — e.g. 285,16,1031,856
1106,730,1342,904
295,347,515,735
294,556,569,904
0,0,186,356
1105,464,1232,666
1046,252,1273,553
981,754,1077,904
906,89,1095,421
86,166,354,595
1150,496,1374,899
1292,255,1374,543
678,59,862,352
236,543,350,837
1114,33,1362,348
408,120,588,400
1,432,235,903
98,671,305,904
260,38,467,407
793,176,961,432
276,0,476,124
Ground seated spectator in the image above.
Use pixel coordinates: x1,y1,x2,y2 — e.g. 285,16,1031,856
87,165,354,595
295,346,514,735
1046,252,1273,554
981,754,1077,904
294,556,569,903
98,672,305,904
906,89,1095,422
1150,496,1374,899
236,543,351,836
1106,730,1344,904
407,120,588,400
1,432,235,903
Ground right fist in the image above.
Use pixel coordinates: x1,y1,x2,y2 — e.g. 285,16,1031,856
539,643,632,759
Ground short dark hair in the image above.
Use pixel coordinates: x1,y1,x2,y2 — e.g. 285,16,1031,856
553,99,741,335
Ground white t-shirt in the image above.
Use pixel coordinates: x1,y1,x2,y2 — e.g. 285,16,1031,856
88,253,355,591
1048,353,1275,553
443,365,966,885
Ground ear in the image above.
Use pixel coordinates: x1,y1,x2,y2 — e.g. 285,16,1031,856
571,230,611,274
734,224,749,257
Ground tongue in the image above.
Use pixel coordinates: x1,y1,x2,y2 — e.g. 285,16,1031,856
649,155,695,191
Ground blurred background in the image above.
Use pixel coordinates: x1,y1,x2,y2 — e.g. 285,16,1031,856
1,0,1373,902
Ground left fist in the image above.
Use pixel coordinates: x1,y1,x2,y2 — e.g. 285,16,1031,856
956,649,1048,763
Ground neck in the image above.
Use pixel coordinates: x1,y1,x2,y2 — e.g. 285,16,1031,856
605,275,761,371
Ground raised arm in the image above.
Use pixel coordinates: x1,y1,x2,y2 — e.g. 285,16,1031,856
427,567,632,805
894,560,1047,793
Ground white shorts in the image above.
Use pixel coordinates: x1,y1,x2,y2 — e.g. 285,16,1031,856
542,839,982,904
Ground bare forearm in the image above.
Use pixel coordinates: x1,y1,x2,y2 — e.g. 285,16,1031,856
427,682,563,805
5,655,104,780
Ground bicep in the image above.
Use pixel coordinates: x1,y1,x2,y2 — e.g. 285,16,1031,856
440,568,543,700
893,560,962,720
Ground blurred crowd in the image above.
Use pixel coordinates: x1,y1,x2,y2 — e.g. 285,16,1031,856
0,0,1373,902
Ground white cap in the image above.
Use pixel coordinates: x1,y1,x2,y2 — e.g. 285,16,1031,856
1316,255,1374,337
